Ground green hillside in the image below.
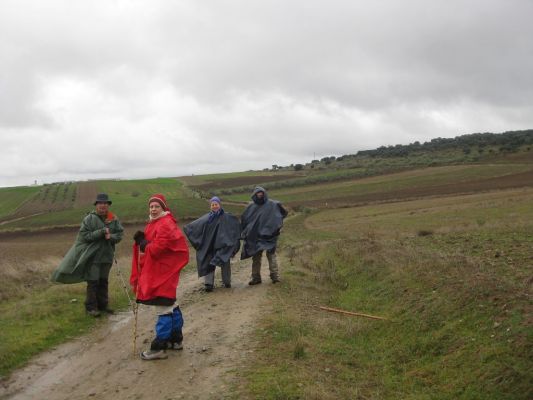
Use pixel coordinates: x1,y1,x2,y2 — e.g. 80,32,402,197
1,129,531,232
186,130,533,201
243,188,532,399
0,177,236,231
0,130,532,397
0,186,41,219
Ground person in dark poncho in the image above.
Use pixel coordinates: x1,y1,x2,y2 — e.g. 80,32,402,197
184,197,241,292
240,187,288,285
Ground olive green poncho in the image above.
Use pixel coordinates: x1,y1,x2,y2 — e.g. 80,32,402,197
51,211,124,284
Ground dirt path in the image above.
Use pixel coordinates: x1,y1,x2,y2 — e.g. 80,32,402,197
0,257,274,400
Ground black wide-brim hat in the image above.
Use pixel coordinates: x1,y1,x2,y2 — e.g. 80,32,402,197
94,193,112,205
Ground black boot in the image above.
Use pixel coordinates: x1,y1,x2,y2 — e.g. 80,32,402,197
168,329,184,350
248,277,262,285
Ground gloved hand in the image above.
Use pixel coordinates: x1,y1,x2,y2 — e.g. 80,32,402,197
139,239,149,252
133,231,145,244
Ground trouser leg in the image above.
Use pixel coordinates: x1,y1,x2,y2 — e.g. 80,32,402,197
251,251,263,280
204,271,215,287
96,278,109,310
85,280,98,311
266,248,279,281
169,307,184,346
221,261,231,287
96,263,112,310
151,306,184,350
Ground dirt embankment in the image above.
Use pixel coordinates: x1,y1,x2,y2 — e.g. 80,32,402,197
0,246,275,400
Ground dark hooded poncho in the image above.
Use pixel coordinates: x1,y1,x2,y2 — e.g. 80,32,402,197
240,186,288,259
184,210,241,277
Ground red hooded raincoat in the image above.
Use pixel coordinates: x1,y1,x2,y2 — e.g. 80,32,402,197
130,213,189,305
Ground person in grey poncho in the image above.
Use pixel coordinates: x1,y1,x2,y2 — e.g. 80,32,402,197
183,197,241,292
240,187,288,285
51,193,124,317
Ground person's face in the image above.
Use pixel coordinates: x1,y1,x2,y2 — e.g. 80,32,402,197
149,202,164,218
95,202,109,216
210,201,220,212
256,191,264,199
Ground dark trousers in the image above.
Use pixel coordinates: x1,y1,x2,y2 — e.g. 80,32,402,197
85,278,110,311
251,248,279,280
204,261,231,287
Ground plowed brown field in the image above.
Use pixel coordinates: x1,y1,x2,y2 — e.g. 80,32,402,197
75,182,98,207
291,169,533,208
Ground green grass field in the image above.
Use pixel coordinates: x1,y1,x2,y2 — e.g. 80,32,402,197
95,178,206,221
0,177,240,231
241,188,533,399
0,186,41,219
180,170,298,185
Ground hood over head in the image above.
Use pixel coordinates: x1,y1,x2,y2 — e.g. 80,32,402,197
251,186,268,204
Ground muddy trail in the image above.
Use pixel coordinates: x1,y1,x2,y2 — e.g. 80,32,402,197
0,257,276,400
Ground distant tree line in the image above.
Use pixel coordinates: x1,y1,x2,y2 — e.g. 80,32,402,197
354,129,533,158
270,130,532,171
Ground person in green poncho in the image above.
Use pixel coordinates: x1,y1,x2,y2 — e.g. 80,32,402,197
51,193,124,317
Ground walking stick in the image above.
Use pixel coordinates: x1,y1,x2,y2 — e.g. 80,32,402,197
132,246,141,356
113,256,137,357
114,257,135,311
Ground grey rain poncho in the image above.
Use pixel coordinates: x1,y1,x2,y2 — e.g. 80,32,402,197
240,187,288,259
184,210,241,277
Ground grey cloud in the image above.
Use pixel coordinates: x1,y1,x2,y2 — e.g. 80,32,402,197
1,0,532,187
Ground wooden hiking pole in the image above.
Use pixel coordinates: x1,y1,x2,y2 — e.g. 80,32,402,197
133,246,141,356
114,257,135,310
319,306,388,321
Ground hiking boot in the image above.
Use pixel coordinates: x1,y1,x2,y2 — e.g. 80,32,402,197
168,341,183,350
271,277,280,284
204,284,214,292
140,349,168,360
86,310,101,317
224,283,231,288
248,278,262,286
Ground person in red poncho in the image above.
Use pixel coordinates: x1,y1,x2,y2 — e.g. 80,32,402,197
130,194,189,360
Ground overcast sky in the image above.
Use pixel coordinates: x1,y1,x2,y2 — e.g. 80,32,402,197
1,0,532,187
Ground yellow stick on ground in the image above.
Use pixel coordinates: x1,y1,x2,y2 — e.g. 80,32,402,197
319,306,388,321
